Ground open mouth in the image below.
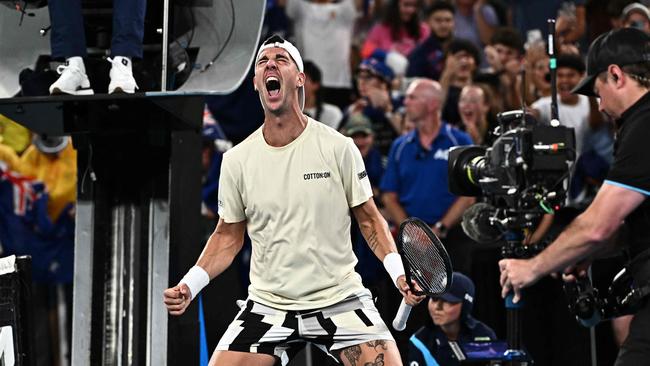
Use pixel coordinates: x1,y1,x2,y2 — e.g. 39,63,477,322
461,110,475,119
265,77,281,97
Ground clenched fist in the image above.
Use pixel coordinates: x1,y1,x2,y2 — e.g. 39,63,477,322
163,283,192,315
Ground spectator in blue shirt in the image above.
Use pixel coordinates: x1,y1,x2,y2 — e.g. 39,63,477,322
380,78,475,272
380,78,473,230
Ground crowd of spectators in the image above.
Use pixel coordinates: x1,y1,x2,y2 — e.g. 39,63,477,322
241,1,648,365
0,120,75,365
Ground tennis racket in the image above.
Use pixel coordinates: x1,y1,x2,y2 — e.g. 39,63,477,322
392,217,453,331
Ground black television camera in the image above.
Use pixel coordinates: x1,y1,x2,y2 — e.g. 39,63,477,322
448,110,576,251
563,268,649,327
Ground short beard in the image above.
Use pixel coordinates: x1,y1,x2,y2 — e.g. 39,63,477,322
258,92,287,116
266,102,287,116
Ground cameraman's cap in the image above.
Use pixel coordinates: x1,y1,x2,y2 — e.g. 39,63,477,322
572,28,650,97
256,35,305,110
344,113,374,136
437,272,475,305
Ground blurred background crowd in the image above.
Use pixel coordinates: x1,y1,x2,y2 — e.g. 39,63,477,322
1,0,650,365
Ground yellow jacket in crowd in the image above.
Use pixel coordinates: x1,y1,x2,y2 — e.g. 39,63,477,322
18,140,77,220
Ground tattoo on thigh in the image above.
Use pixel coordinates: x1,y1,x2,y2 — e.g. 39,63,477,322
363,353,385,366
366,340,388,353
343,345,362,366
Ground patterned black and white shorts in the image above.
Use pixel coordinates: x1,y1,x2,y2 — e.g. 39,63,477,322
215,289,394,365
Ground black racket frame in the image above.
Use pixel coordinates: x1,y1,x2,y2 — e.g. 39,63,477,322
397,217,454,297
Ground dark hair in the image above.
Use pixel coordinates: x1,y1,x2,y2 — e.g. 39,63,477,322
262,34,286,45
425,1,455,17
596,62,650,89
623,62,650,88
303,60,322,84
446,38,481,65
556,53,586,73
490,27,525,55
303,60,325,116
383,0,423,42
607,0,634,17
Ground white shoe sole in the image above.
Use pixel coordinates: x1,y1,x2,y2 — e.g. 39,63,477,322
109,86,137,94
50,87,95,96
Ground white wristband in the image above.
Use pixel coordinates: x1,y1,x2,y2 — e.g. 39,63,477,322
179,265,210,300
383,253,405,288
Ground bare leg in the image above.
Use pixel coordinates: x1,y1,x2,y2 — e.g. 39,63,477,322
339,340,402,366
208,350,277,366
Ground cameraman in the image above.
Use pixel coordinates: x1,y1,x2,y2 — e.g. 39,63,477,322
499,28,650,365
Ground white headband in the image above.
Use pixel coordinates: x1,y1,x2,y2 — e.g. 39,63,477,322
256,38,304,72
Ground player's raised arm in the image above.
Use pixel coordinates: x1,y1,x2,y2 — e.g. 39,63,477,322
163,218,246,315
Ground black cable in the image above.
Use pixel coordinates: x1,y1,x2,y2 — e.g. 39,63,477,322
185,0,195,49
80,143,97,195
200,0,235,73
170,1,196,50
166,1,195,89
549,147,576,191
17,0,35,26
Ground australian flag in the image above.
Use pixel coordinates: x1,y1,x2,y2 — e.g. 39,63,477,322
0,161,74,283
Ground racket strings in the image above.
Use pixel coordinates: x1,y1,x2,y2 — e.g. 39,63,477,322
400,224,449,294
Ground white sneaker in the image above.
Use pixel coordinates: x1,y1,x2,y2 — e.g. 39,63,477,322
49,58,94,95
108,56,138,94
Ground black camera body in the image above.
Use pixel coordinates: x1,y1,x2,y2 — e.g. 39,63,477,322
448,110,575,241
564,269,642,327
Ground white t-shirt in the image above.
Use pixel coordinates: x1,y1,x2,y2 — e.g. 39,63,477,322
217,117,372,310
532,95,590,154
286,0,357,88
304,103,343,130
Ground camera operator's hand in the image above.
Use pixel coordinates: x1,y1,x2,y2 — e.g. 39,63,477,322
498,258,542,303
559,261,591,282
397,276,427,306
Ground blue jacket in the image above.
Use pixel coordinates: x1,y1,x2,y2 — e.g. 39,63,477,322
408,319,497,366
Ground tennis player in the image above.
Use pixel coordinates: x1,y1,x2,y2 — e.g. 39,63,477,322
163,35,424,366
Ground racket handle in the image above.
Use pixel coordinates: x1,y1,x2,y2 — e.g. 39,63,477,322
392,299,413,331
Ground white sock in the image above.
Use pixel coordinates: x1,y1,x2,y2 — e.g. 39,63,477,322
66,56,85,73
